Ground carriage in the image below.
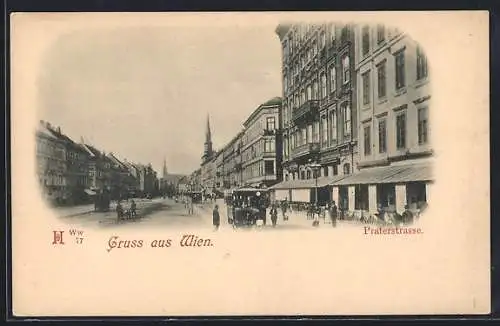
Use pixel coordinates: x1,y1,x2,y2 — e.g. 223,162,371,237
229,188,270,228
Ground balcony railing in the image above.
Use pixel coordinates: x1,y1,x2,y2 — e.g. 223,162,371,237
292,100,320,123
291,142,320,159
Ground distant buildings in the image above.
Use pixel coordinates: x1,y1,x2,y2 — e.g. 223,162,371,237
159,158,187,196
196,97,284,194
35,120,161,205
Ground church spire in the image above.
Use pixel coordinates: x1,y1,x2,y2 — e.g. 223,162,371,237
205,114,212,142
203,114,213,161
162,157,168,178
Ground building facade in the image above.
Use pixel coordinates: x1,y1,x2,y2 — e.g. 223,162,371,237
36,121,69,204
274,23,358,203
330,24,432,215
221,131,244,189
240,97,283,188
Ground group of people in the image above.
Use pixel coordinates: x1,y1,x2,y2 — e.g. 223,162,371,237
115,199,137,220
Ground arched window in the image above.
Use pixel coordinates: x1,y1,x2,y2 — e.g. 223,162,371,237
329,65,336,92
343,163,351,175
306,84,312,100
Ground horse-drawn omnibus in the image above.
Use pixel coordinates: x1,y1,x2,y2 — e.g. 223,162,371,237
229,188,270,228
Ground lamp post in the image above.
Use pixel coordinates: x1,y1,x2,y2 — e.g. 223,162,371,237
308,161,322,211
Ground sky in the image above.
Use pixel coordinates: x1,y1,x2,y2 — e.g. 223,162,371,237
37,23,282,175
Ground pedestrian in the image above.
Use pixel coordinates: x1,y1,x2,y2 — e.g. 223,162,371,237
213,204,220,230
281,198,289,221
401,205,414,225
130,199,137,218
270,204,278,227
329,200,338,227
116,200,123,221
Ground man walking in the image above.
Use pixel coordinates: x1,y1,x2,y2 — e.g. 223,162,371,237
213,204,221,231
329,201,338,227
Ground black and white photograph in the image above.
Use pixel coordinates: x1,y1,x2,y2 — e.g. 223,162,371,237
11,12,489,317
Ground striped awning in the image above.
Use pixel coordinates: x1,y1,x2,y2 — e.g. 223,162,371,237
334,162,433,186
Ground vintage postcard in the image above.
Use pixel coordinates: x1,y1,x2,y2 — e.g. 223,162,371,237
10,11,490,316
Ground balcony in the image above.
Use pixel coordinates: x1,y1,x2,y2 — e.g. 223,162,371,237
292,100,320,123
291,142,320,159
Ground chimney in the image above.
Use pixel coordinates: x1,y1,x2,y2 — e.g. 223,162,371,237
80,136,85,144
56,126,61,133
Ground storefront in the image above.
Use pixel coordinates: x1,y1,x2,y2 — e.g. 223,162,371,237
332,161,433,215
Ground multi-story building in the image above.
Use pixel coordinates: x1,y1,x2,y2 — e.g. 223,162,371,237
274,23,358,204
330,24,433,215
214,150,224,192
106,152,134,199
221,131,244,189
240,97,283,188
36,120,68,204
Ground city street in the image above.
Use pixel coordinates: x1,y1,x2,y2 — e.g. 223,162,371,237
55,197,352,231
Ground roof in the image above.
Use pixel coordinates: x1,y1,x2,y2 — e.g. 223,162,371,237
243,97,282,127
270,175,347,190
162,174,186,183
335,162,433,186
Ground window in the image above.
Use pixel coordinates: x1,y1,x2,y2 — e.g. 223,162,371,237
266,117,275,131
362,71,371,105
396,112,407,149
321,116,328,146
264,139,275,153
312,80,319,99
329,65,336,93
306,170,311,179
320,73,327,98
343,104,351,137
416,46,428,80
341,26,349,43
264,160,274,175
333,165,338,175
330,24,336,42
307,125,313,143
377,61,387,98
313,121,320,142
342,55,350,83
378,119,387,153
343,163,351,175
302,128,307,145
306,85,312,100
324,166,329,177
320,31,326,48
395,50,406,90
377,25,385,43
362,25,370,55
329,110,337,144
418,107,429,145
364,125,371,156
301,171,305,180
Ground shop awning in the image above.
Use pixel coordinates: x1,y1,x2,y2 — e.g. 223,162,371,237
84,189,96,195
334,162,433,186
270,175,346,190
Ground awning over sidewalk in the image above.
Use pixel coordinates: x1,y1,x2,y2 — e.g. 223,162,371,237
334,162,433,186
270,175,346,190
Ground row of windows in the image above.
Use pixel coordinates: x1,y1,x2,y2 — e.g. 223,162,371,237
242,160,276,180
282,24,341,59
283,54,350,99
362,107,429,156
284,163,351,181
242,137,277,161
361,47,428,105
242,116,276,146
283,103,352,157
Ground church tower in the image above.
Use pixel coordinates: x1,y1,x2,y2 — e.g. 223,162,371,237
203,114,213,162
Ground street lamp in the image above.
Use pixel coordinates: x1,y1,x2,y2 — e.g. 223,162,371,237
308,160,322,210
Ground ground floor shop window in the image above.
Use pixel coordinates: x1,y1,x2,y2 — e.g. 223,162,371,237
355,184,369,210
339,186,348,211
377,183,396,212
406,181,427,209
